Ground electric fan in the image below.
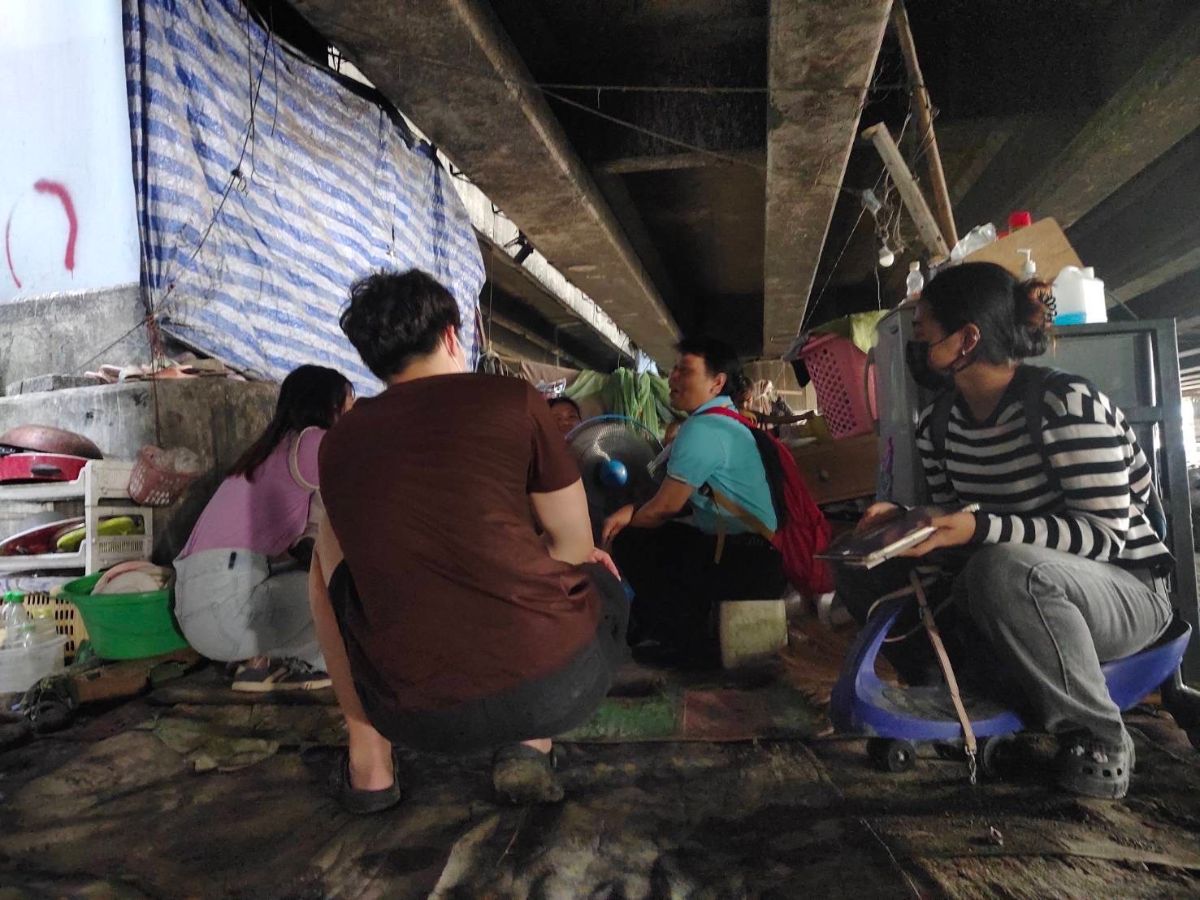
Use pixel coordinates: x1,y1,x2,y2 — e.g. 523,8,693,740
566,415,665,539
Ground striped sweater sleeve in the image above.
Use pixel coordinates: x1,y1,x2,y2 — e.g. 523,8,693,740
971,379,1133,561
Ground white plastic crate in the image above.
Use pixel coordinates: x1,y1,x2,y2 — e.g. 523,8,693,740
90,530,155,571
0,460,153,575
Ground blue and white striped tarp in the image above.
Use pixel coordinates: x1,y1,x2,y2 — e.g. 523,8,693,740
124,0,484,395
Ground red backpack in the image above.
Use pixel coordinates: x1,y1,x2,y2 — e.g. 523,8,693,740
699,407,834,596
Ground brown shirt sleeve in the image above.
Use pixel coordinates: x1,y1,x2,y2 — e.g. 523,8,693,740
526,384,582,493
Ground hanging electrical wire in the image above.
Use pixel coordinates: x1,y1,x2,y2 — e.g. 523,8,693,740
799,109,913,335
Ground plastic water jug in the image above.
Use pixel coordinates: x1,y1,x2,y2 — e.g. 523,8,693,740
1052,266,1107,326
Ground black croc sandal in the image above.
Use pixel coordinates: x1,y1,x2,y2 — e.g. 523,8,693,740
1055,731,1135,800
22,675,78,734
328,749,402,815
492,743,564,805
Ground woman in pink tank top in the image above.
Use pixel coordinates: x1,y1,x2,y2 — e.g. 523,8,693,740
175,366,353,692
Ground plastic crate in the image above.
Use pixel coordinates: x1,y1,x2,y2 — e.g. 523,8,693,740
24,591,89,663
91,532,154,570
798,334,877,439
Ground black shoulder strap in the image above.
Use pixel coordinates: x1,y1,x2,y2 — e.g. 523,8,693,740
929,389,957,465
1019,365,1061,496
931,370,1050,468
1021,365,1168,542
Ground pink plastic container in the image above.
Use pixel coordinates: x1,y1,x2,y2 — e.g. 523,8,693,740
798,333,877,439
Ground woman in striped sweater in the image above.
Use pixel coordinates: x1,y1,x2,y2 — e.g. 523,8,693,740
839,262,1172,800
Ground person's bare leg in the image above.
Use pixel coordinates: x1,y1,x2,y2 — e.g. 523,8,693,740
310,552,394,791
522,738,552,753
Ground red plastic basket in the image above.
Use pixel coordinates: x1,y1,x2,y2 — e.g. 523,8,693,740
798,333,877,439
128,446,199,507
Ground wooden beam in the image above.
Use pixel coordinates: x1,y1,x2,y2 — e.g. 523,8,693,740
1015,7,1200,227
596,149,764,176
862,122,950,259
890,0,957,247
762,0,892,356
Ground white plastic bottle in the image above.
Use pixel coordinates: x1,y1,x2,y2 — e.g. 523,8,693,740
905,261,924,301
1053,266,1107,325
0,592,30,649
1019,248,1036,280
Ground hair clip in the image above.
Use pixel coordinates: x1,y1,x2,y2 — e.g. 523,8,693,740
1043,290,1057,322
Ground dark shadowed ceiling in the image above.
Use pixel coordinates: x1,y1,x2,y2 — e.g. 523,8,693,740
273,0,1200,388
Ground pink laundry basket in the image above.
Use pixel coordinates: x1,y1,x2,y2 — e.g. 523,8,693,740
798,333,877,439
128,446,200,507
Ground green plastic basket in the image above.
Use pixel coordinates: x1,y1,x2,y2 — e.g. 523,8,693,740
60,572,188,660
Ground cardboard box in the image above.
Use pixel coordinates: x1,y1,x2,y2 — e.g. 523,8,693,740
962,217,1082,283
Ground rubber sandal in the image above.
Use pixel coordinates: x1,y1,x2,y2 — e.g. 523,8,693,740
1055,730,1135,800
492,743,564,805
22,675,78,734
327,749,402,814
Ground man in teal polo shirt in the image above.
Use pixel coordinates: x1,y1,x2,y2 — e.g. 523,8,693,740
602,337,787,667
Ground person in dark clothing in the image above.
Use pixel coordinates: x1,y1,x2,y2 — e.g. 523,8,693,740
602,338,787,667
310,269,626,813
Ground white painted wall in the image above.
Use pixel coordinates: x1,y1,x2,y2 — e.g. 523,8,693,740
0,0,140,301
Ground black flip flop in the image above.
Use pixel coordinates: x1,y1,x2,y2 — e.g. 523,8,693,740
492,743,564,804
327,749,402,814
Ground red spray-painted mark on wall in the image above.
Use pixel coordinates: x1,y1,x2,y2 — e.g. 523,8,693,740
4,215,19,289
34,180,78,272
5,179,79,289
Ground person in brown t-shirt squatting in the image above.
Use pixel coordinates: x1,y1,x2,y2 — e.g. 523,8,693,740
310,269,628,813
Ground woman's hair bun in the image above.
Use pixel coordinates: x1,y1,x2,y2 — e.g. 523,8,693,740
1012,279,1054,358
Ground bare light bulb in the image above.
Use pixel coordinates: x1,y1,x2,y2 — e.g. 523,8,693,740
878,243,895,268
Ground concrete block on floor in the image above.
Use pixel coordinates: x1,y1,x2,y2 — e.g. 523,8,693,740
719,598,788,669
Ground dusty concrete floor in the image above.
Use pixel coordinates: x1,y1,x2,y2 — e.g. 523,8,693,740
3,622,1200,899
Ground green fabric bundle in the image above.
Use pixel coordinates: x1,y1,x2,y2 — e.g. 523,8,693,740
566,367,676,438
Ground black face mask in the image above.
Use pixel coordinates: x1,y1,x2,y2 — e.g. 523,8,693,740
905,340,951,391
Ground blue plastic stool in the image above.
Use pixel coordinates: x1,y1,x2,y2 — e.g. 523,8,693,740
830,596,1192,773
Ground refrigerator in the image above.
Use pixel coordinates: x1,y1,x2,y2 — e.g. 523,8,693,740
873,310,1200,680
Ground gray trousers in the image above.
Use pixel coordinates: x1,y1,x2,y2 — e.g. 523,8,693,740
174,549,325,669
837,543,1172,746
